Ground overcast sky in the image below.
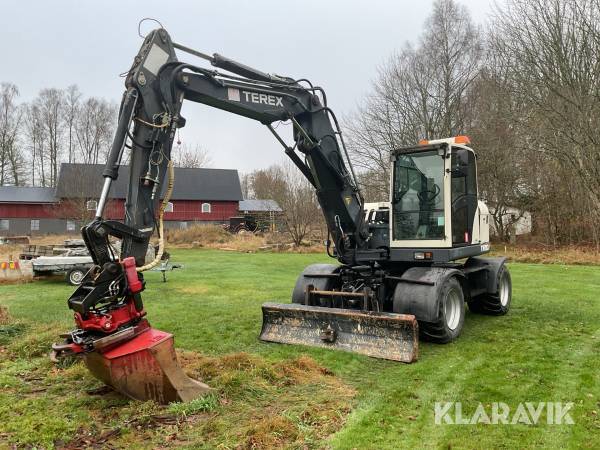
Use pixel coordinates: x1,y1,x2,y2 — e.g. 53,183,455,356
2,0,493,172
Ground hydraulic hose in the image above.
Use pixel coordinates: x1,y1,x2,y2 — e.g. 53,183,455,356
137,158,175,272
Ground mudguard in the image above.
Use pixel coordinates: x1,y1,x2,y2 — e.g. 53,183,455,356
464,256,508,295
392,266,466,323
291,264,339,304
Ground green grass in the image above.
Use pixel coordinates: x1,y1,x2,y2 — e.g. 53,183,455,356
0,249,599,449
167,393,220,417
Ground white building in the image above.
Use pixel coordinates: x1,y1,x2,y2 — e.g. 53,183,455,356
489,206,532,236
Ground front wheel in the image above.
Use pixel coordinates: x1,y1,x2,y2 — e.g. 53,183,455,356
291,264,339,305
419,277,465,343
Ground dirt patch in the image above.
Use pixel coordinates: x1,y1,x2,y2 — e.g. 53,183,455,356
0,244,25,262
0,276,34,286
491,243,600,265
178,351,335,386
7,324,65,358
166,224,323,253
243,415,299,449
167,225,232,246
284,354,335,376
177,350,356,448
0,348,355,449
28,234,73,246
167,225,600,261
23,225,325,255
57,428,122,450
0,306,10,325
176,285,210,295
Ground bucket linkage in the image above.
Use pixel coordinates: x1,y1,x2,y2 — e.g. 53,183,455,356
52,256,210,404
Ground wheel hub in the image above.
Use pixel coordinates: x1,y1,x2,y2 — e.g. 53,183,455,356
444,288,462,330
70,270,84,285
499,272,510,306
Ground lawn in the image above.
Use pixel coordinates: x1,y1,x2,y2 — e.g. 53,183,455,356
0,249,598,449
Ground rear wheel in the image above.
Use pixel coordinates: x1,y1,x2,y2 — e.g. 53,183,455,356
66,267,86,286
468,265,512,315
419,277,465,343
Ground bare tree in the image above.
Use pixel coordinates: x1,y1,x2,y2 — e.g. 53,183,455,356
245,162,321,245
239,172,251,199
64,85,81,164
24,103,47,186
491,0,600,244
34,88,64,186
75,97,116,164
346,0,483,197
250,165,287,201
172,143,212,168
465,47,534,241
422,0,483,135
0,83,26,185
278,162,320,245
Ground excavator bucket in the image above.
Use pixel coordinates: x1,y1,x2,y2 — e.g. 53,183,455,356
83,328,211,404
260,303,419,363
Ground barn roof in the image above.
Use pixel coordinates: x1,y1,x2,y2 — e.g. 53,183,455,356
0,186,56,203
239,199,282,212
55,164,243,201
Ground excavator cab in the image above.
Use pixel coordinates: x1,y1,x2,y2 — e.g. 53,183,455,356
389,136,488,253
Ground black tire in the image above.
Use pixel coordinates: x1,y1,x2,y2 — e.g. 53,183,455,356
419,277,465,343
235,225,249,234
291,264,339,305
66,267,86,286
468,265,512,315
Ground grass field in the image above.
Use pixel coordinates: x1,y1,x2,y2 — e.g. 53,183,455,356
0,249,599,449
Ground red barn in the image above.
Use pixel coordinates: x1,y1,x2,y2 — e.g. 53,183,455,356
0,163,243,235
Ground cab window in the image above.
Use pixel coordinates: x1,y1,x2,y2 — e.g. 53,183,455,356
392,150,445,240
451,149,477,245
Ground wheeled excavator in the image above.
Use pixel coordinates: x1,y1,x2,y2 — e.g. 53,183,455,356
52,28,512,404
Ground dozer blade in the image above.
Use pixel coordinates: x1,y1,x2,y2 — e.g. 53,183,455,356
260,302,418,363
83,328,211,404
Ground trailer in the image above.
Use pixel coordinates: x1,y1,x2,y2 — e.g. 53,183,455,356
32,255,93,285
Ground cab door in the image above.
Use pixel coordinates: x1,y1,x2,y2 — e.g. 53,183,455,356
389,147,451,248
450,148,478,245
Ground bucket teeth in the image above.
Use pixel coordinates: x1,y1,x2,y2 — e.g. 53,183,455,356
260,302,419,363
84,328,211,404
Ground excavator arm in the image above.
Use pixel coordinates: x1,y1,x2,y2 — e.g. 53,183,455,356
67,27,377,336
